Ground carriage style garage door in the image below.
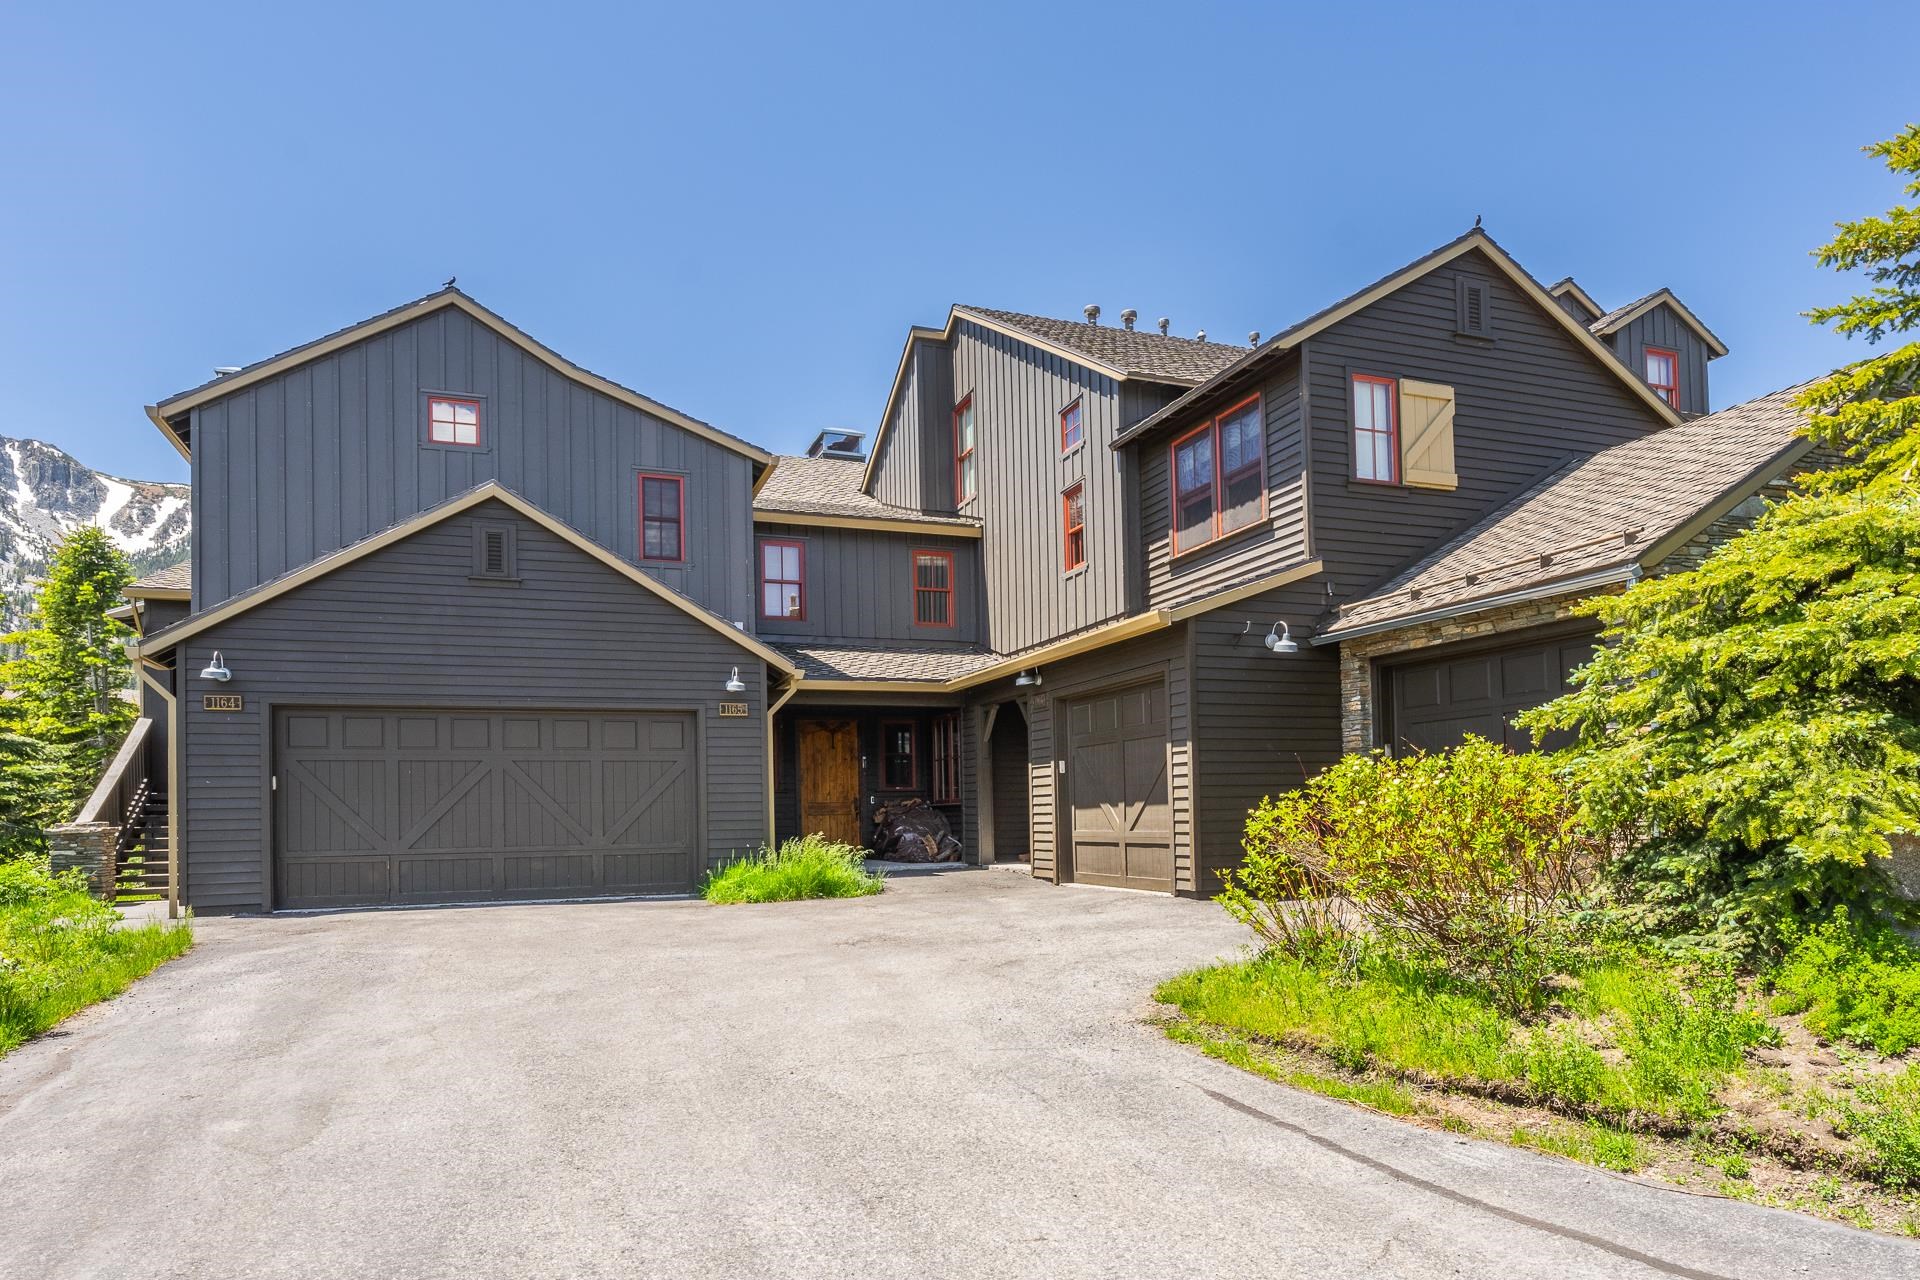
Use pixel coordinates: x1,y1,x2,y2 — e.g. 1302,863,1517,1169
1064,680,1174,893
1386,631,1596,756
274,709,698,909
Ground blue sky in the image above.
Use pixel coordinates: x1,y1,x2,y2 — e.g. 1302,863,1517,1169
1,2,1911,483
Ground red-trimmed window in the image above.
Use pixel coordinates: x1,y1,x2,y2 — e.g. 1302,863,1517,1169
1645,348,1679,407
911,549,955,627
428,396,481,447
1062,483,1087,572
638,473,685,562
1060,397,1084,452
1170,394,1266,555
759,538,804,620
953,395,977,504
931,714,960,804
1351,375,1399,483
881,721,917,790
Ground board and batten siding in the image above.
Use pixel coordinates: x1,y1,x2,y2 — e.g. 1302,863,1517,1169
752,523,982,645
188,305,756,625
1601,302,1713,417
869,338,956,514
1305,246,1670,605
173,499,767,910
1140,352,1311,612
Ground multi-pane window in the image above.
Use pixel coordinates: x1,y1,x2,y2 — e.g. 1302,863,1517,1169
1352,375,1399,483
638,473,684,562
930,714,960,804
1062,483,1087,572
1060,397,1084,452
881,722,917,790
759,538,804,620
1645,348,1679,407
953,396,977,504
912,549,954,627
428,396,481,446
1170,394,1266,555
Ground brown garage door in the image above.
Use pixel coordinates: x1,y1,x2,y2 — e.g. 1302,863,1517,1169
1064,681,1174,893
275,709,698,909
1386,631,1595,756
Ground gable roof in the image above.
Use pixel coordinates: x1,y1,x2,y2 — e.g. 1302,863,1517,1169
124,560,191,599
1317,382,1814,642
145,288,771,467
859,305,1247,491
1547,277,1604,320
754,454,980,536
136,482,800,675
773,641,1006,684
1587,288,1731,358
1112,229,1686,447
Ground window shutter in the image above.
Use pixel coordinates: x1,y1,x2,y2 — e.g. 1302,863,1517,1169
1398,379,1459,490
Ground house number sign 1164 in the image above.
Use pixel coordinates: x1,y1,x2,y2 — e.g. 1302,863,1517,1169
203,694,244,712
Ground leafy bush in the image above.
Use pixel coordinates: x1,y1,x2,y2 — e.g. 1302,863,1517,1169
1829,1064,1920,1187
702,835,885,904
1769,911,1920,1055
0,856,193,1054
1223,737,1606,1012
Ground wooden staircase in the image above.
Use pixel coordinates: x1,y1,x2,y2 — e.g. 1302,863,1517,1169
112,778,171,903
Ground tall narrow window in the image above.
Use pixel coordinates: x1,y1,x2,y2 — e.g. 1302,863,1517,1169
428,396,481,446
1352,375,1399,483
931,714,960,804
1059,397,1084,452
638,473,684,562
912,549,954,627
1217,398,1264,536
1061,483,1087,572
759,538,804,620
1170,393,1266,555
1645,348,1679,407
881,721,917,790
953,396,977,504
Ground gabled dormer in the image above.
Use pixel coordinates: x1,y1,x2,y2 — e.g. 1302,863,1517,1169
1585,288,1728,417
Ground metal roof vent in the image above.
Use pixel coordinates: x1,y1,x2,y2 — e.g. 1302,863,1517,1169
1195,329,1207,342
1120,308,1137,331
1083,304,1101,325
1248,331,1260,346
213,366,241,376
1157,317,1170,336
805,429,868,460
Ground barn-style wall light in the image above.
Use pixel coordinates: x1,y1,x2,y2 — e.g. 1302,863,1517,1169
724,667,747,694
1264,622,1298,655
1014,669,1042,688
199,650,232,681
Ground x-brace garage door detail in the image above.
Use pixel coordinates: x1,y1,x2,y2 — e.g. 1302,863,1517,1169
1064,680,1174,893
275,709,698,908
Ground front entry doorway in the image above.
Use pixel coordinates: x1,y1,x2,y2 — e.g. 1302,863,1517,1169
798,719,861,846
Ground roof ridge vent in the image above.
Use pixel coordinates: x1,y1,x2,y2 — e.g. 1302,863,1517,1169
1083,304,1101,325
1121,308,1137,331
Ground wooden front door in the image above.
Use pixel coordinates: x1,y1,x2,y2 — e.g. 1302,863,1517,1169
798,719,861,846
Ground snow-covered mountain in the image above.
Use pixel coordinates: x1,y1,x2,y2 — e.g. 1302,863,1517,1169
0,437,190,632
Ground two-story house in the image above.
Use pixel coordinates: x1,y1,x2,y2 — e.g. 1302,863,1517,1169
112,228,1807,912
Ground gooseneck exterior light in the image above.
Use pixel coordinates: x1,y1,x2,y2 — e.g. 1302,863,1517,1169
199,650,232,681
724,667,747,694
1264,622,1298,655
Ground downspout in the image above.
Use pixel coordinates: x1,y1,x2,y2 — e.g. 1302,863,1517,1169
134,654,181,921
765,674,802,847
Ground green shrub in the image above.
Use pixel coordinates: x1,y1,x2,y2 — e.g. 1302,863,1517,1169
1830,1064,1920,1187
1769,911,1920,1055
702,834,885,904
1226,737,1606,1012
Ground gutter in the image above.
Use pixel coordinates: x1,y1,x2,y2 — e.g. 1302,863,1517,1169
1312,564,1639,646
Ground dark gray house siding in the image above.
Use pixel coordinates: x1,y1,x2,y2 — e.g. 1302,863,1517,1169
1600,302,1712,416
171,499,767,910
868,338,956,515
187,305,756,625
752,522,982,645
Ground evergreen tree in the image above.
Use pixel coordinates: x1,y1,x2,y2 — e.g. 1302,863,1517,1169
1522,125,1920,949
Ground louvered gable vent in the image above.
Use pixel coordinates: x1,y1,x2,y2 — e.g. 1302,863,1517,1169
1456,277,1492,338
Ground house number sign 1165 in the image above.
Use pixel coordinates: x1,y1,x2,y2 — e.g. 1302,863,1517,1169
203,694,244,712
717,702,749,717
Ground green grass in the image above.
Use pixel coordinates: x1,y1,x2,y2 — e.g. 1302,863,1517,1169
701,835,885,904
0,859,193,1055
1768,914,1920,1056
1510,1121,1648,1173
1824,1064,1920,1188
1163,1018,1421,1115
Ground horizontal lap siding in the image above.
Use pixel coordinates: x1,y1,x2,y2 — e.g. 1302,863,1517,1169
190,307,754,626
753,523,981,645
178,500,766,910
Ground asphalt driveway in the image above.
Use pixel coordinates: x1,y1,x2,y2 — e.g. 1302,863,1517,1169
1,869,1912,1279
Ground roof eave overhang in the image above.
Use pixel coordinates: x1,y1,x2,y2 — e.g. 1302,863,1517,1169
752,510,984,539
146,405,191,462
123,586,190,602
1315,564,1639,646
1591,291,1731,359
1636,436,1812,569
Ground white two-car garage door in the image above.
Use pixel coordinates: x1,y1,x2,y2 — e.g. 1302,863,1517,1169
274,709,698,909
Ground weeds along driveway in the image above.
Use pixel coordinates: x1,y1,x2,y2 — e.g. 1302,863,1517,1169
0,870,1911,1280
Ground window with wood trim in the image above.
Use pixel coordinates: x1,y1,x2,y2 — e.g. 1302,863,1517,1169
1351,375,1399,483
759,538,804,620
880,721,917,790
953,395,977,504
1062,483,1086,572
428,396,481,446
911,549,955,627
930,713,960,804
638,473,685,562
1645,347,1679,407
1059,397,1084,452
1170,394,1265,556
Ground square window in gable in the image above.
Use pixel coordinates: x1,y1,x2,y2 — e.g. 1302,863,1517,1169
429,396,482,446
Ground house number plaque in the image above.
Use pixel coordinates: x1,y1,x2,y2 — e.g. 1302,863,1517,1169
717,702,749,717
203,694,244,712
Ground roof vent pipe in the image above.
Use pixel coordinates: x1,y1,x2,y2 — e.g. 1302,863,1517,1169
1120,308,1137,331
1195,329,1207,342
1248,331,1260,346
1083,304,1101,325
1157,317,1170,336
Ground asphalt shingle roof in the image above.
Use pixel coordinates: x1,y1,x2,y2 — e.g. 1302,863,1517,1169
753,455,978,526
956,306,1248,385
1321,382,1814,640
126,561,191,593
1587,289,1665,334
773,642,1004,684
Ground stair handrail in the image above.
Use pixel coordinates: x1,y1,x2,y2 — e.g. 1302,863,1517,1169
74,717,154,827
